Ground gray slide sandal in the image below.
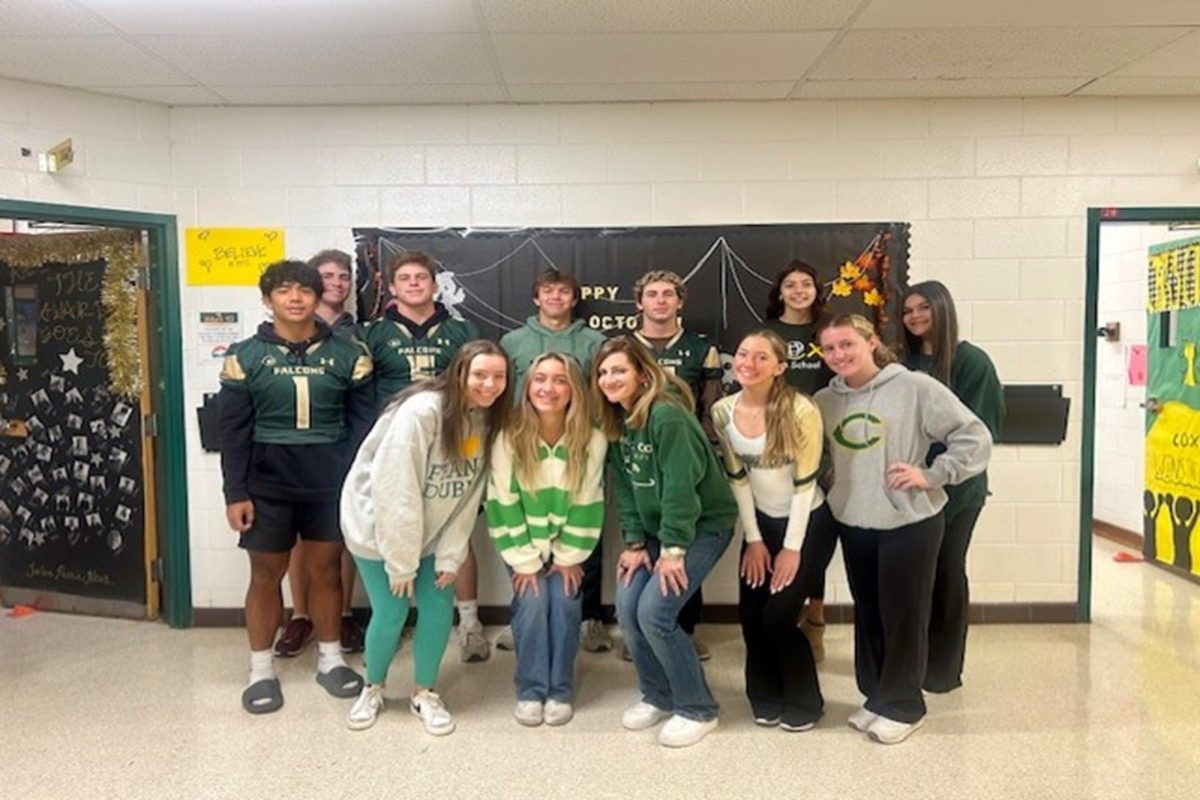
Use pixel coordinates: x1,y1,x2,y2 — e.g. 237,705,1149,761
317,665,363,698
242,678,284,714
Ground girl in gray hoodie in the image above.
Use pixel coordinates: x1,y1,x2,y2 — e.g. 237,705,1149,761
814,314,991,746
340,340,511,735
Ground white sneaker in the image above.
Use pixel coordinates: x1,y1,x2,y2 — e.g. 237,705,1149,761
658,714,718,748
848,705,878,732
347,684,385,731
458,622,490,663
621,700,671,731
410,690,456,736
514,700,544,727
496,626,515,652
867,714,924,744
544,699,574,726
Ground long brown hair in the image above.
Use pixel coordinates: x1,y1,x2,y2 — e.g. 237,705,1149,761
817,313,897,368
899,280,959,386
387,339,511,465
505,352,593,494
592,336,693,441
738,330,807,466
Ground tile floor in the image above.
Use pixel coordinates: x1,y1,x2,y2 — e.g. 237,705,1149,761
1,536,1197,799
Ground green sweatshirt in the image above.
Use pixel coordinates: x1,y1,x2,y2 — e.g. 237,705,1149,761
607,400,738,550
499,316,607,397
908,341,1004,518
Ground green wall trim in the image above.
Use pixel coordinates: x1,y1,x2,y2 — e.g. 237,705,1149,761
0,198,191,628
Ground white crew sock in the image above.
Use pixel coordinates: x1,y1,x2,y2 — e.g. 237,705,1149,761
248,649,275,686
455,600,479,630
317,639,346,674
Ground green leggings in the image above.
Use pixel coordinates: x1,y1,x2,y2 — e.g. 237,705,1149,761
354,555,455,687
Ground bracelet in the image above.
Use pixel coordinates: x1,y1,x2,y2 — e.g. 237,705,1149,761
625,542,646,551
661,546,687,560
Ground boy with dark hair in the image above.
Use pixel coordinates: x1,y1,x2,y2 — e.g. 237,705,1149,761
357,250,491,663
498,267,611,653
219,259,375,714
276,248,364,660
630,269,723,661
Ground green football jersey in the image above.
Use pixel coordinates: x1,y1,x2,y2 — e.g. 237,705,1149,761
361,305,479,409
634,328,722,406
219,329,373,445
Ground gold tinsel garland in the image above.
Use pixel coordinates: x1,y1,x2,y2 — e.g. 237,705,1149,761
0,230,142,397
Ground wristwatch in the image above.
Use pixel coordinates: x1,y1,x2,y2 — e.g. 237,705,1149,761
661,546,687,560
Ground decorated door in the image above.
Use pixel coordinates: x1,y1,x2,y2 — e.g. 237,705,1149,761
1144,235,1200,582
0,230,157,617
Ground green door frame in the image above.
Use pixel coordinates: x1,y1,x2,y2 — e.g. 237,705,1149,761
1082,206,1200,622
0,198,191,628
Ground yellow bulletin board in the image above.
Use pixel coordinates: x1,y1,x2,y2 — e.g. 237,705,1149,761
185,228,285,286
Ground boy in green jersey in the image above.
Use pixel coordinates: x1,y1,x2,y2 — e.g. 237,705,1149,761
357,250,489,662
219,260,374,714
630,270,723,660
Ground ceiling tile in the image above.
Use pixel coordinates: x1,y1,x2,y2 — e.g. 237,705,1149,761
1078,76,1200,95
810,28,1184,80
77,0,480,35
212,84,507,105
88,85,232,105
480,0,859,32
853,0,1200,28
136,34,497,86
0,36,191,86
0,0,114,35
508,82,791,102
794,77,1087,99
493,32,834,84
1110,30,1200,76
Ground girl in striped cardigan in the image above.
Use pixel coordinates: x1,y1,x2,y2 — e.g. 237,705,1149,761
486,352,607,727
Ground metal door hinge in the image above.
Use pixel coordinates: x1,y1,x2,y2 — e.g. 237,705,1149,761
143,412,158,437
150,558,164,582
136,266,152,291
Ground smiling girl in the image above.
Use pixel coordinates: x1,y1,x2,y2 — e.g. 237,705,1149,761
339,340,510,734
899,281,1003,694
594,337,737,749
712,330,834,732
814,315,991,745
486,352,607,728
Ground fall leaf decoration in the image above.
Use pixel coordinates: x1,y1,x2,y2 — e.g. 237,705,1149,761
823,230,894,326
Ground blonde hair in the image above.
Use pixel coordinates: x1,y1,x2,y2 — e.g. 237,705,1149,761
818,313,897,368
387,339,512,465
505,352,593,494
592,336,693,441
632,270,686,303
738,330,807,466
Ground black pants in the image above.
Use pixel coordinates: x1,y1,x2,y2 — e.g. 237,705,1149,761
580,539,606,623
739,511,824,726
840,513,944,724
925,505,982,693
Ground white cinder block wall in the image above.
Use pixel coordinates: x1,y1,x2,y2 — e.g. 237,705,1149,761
7,76,1200,609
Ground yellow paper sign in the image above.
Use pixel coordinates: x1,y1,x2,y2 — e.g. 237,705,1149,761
186,228,286,286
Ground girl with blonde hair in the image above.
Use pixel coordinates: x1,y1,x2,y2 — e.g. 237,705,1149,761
486,352,607,727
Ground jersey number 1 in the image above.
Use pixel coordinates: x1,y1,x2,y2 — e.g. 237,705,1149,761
292,376,311,430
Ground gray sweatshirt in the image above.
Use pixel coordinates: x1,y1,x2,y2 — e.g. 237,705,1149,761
813,363,992,530
340,390,487,583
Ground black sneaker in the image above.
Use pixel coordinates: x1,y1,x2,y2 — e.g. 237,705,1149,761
340,615,365,654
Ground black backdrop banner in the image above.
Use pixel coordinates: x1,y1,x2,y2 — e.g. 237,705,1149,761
353,223,910,370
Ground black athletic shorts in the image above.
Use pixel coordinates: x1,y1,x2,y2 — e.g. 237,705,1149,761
237,495,341,553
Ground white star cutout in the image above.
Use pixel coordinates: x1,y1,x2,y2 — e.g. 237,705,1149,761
59,348,83,374
90,453,104,468
16,368,28,381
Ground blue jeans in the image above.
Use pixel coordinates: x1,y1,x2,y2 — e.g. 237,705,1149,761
614,530,733,722
510,569,583,703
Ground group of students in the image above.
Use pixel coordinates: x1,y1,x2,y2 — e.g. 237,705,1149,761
218,249,1002,749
